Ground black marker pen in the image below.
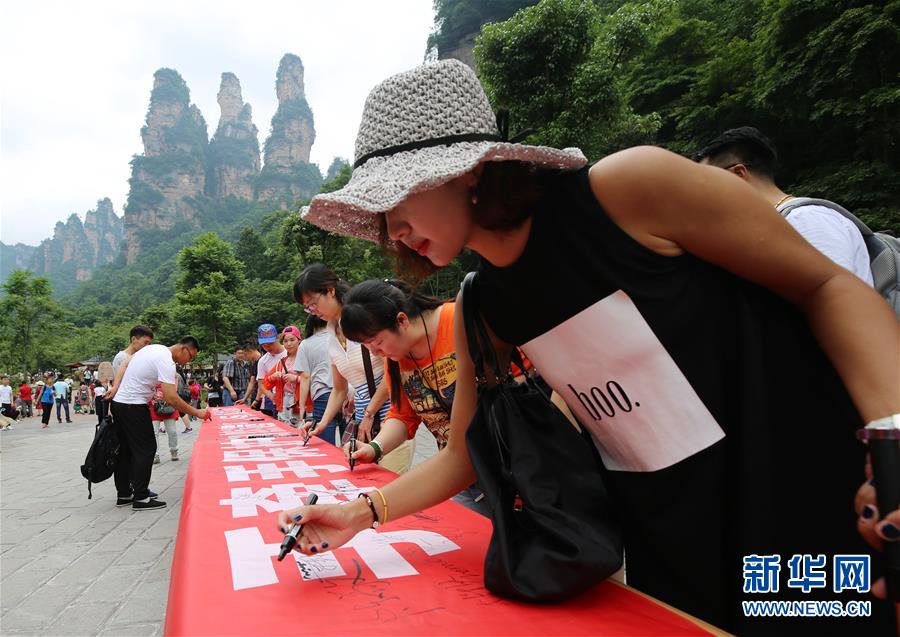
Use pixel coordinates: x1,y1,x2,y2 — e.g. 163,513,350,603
348,435,357,472
302,419,314,446
277,493,319,561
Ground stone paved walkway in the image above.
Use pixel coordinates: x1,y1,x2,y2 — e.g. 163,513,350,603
1,409,439,636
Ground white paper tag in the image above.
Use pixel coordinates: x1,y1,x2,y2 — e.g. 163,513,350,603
523,290,724,472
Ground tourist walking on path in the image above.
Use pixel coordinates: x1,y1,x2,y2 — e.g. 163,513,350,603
0,375,17,425
34,380,45,420
52,377,71,423
93,380,108,425
38,378,55,428
18,380,33,418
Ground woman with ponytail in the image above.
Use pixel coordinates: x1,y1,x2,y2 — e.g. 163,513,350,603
292,264,414,470
340,279,489,515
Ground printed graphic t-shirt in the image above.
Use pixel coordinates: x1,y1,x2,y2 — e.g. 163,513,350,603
385,303,456,447
473,166,877,634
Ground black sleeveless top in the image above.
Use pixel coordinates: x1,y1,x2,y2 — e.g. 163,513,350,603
475,167,886,634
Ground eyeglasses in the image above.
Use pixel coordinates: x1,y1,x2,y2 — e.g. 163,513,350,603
303,292,325,314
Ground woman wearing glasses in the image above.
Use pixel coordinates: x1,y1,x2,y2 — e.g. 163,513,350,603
293,265,414,470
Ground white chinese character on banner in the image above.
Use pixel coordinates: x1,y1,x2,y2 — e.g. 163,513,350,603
224,527,460,591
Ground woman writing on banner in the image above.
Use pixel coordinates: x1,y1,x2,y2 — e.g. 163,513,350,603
293,265,413,469
292,315,338,439
340,279,487,514
263,325,303,424
278,60,898,633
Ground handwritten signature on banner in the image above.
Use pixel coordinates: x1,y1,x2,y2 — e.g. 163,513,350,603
214,410,467,595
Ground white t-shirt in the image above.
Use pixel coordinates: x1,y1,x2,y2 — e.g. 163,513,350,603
256,349,288,380
94,385,106,398
294,331,333,401
114,344,176,405
782,204,874,286
326,323,385,392
0,386,12,404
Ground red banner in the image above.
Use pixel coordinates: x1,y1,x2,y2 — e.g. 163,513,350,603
164,406,710,636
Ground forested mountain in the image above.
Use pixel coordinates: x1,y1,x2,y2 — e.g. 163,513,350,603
474,0,898,232
2,0,896,372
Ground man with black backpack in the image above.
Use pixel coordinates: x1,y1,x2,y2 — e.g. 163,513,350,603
110,336,210,511
694,127,874,286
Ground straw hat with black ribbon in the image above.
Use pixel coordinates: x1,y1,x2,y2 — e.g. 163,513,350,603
301,59,587,243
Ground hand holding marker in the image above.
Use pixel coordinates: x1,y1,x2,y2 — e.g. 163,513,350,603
277,493,319,561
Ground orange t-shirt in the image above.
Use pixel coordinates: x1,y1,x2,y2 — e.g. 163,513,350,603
385,303,456,449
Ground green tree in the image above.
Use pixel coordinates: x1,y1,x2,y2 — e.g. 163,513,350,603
234,227,270,280
476,0,661,159
176,232,245,295
0,270,65,371
172,233,248,360
173,271,248,357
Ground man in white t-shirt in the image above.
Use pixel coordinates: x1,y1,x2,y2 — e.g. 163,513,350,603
108,325,155,400
251,323,286,418
0,375,15,422
111,336,208,511
695,127,874,285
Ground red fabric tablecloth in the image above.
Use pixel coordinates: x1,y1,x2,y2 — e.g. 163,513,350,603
164,406,710,636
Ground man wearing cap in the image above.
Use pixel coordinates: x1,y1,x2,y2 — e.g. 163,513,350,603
221,345,250,407
252,324,286,418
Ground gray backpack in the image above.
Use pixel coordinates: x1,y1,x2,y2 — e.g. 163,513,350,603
779,197,900,317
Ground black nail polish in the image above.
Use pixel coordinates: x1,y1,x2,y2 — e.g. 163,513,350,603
293,514,303,522
862,505,876,520
882,523,900,540
322,542,329,549
310,546,318,553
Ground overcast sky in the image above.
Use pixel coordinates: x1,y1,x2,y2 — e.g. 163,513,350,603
0,0,435,246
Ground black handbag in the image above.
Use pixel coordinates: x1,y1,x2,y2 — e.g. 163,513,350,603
461,272,623,603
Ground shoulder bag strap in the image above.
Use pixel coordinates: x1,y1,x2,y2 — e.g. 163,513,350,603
778,197,874,238
360,345,382,430
461,272,505,385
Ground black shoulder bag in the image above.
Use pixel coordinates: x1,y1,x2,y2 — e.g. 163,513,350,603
461,271,623,603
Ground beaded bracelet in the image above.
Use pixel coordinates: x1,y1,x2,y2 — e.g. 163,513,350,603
358,492,379,528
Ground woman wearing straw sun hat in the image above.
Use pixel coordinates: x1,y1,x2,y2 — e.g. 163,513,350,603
279,59,898,633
